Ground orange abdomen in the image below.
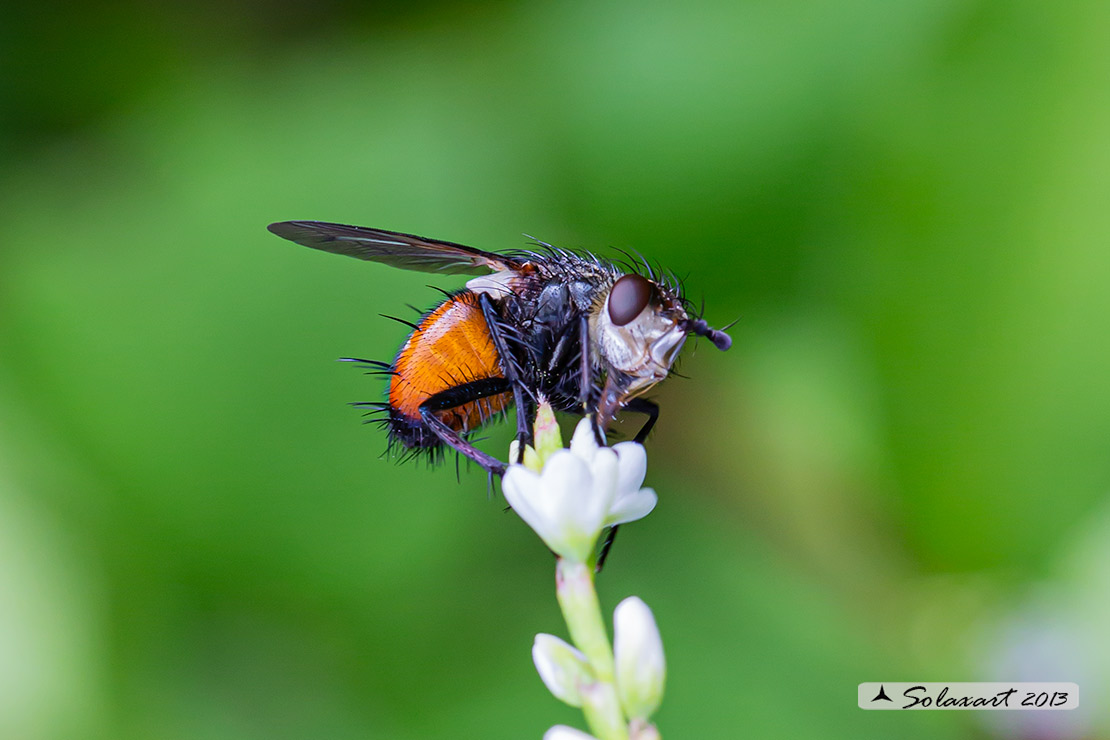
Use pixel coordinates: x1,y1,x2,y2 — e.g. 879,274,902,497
389,291,513,444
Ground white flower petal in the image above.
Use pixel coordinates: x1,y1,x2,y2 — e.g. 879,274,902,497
501,465,540,516
606,487,658,526
502,465,556,539
586,448,620,522
540,451,605,561
544,726,599,740
541,448,592,487
569,416,600,462
614,596,666,720
612,441,648,494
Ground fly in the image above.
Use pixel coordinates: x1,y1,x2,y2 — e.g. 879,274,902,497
268,220,732,477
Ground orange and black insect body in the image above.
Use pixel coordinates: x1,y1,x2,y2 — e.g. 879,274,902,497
382,290,513,450
268,221,732,477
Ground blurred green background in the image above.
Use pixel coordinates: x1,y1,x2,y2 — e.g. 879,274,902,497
2,0,1108,738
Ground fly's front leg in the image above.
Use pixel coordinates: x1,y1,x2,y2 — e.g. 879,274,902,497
623,397,660,443
580,315,611,447
419,378,513,477
579,314,592,410
479,293,531,464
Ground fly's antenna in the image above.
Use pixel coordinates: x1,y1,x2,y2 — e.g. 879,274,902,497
682,317,732,351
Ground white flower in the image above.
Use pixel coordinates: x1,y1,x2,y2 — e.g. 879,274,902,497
543,726,599,740
503,448,613,562
532,633,594,707
613,596,666,720
606,442,657,526
503,417,657,563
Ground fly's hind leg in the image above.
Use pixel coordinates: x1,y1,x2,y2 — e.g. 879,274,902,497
419,377,514,477
478,293,532,463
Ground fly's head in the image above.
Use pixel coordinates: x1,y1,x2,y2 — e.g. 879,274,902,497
592,273,732,398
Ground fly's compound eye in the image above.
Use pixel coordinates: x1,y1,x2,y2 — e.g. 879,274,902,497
607,274,653,326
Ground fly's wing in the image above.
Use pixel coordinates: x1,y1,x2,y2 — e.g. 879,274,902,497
267,220,522,275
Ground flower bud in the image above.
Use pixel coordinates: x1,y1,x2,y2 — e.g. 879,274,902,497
532,633,594,707
532,400,563,465
613,597,666,720
629,719,661,740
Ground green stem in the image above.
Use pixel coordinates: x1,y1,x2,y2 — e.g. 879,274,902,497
556,558,628,740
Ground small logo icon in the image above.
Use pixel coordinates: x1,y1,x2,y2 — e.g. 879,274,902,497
872,685,893,703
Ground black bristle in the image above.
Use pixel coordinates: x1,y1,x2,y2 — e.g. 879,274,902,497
380,314,421,331
340,358,394,371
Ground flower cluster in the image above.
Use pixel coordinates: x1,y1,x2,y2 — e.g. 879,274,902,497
536,595,666,740
503,403,666,740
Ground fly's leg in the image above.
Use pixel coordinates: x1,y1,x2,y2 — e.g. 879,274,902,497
579,314,592,410
624,397,660,443
595,399,657,572
580,315,613,447
596,525,620,574
479,293,532,464
419,377,513,477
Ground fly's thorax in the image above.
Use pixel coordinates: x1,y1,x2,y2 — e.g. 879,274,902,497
591,274,689,395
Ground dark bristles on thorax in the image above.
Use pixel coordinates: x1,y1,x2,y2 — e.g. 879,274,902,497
516,241,687,303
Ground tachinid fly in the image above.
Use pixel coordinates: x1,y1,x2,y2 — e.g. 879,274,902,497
268,221,731,476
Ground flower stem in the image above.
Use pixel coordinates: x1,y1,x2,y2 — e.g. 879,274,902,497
556,558,629,740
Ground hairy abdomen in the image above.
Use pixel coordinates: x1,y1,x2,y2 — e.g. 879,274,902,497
388,291,513,447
